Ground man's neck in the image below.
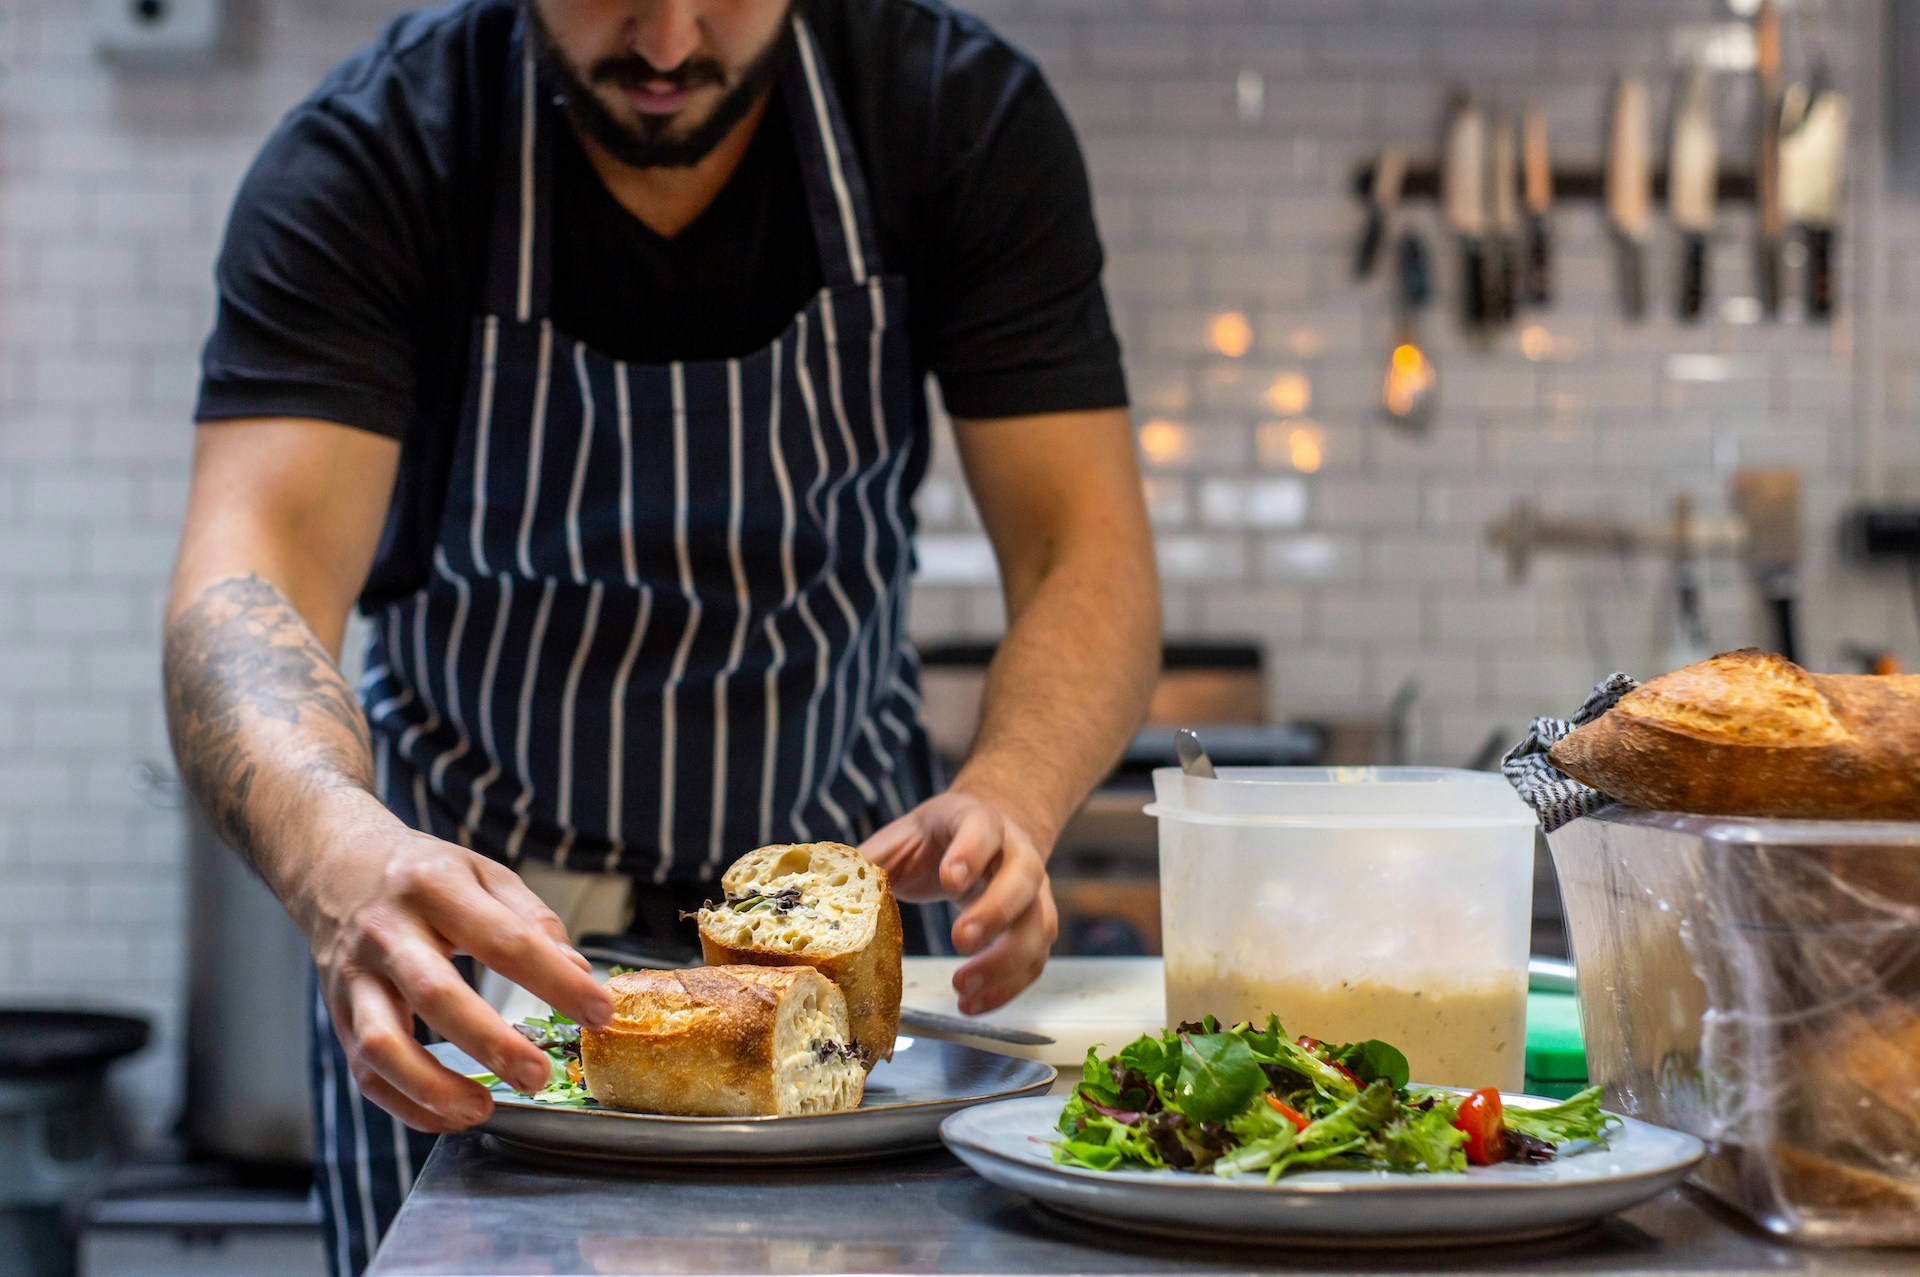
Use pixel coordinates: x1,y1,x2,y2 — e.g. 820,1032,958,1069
575,90,773,240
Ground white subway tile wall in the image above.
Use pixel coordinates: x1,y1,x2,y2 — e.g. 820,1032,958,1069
0,0,1914,1138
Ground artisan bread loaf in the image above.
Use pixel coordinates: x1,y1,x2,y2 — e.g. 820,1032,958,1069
579,966,865,1116
696,842,902,1067
1548,649,1920,820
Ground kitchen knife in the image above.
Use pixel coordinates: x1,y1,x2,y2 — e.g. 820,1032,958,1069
1443,98,1489,332
1606,76,1650,322
1487,110,1520,327
1780,86,1849,321
1521,106,1552,305
1754,0,1784,318
574,934,1057,1047
1669,66,1717,322
1354,145,1407,280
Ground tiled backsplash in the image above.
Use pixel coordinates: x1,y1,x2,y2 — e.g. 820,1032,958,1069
0,0,1916,1135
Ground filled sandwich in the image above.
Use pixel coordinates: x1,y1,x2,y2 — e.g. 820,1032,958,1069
579,965,865,1116
695,841,903,1067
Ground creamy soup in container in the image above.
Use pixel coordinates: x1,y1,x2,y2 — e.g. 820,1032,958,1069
1148,767,1537,1092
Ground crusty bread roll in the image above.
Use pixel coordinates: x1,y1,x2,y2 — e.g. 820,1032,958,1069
579,966,865,1116
1548,649,1920,820
696,842,902,1068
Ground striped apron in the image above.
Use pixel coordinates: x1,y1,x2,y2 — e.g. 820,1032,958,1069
312,18,936,1275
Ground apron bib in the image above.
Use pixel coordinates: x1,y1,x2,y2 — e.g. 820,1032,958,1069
358,17,934,883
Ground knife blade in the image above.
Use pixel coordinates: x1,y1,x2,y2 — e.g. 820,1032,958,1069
1487,110,1520,327
1781,87,1849,321
1669,66,1717,322
1606,75,1650,321
1443,98,1488,332
896,1008,1056,1048
1755,0,1783,318
1354,145,1406,280
1521,106,1552,305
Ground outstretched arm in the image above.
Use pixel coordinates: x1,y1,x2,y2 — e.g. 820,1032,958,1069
864,406,1160,1011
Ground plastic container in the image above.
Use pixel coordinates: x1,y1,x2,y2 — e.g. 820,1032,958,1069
1148,767,1537,1091
1547,807,1920,1246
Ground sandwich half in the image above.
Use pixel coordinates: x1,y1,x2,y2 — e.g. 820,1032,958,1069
696,842,903,1068
579,965,866,1116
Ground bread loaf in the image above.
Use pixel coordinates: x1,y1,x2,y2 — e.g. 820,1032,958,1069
696,842,903,1067
1548,649,1920,820
579,966,865,1116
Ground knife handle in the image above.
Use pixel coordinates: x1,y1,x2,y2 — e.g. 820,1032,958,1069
1486,239,1513,327
1615,235,1645,322
1524,216,1551,305
1757,238,1783,319
1679,233,1708,322
1462,237,1487,329
1355,208,1387,280
1806,226,1834,321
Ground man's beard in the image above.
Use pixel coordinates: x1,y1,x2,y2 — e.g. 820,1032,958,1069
524,2,793,170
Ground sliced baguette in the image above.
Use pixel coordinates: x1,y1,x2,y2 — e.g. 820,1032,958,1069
579,966,865,1116
696,842,902,1068
1548,649,1920,820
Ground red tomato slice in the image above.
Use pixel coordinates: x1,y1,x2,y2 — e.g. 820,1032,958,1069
1453,1087,1506,1166
1264,1095,1311,1132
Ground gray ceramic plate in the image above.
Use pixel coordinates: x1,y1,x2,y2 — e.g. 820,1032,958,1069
941,1094,1704,1247
426,1036,1054,1166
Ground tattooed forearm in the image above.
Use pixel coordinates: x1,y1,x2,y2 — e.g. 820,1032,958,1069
163,574,373,872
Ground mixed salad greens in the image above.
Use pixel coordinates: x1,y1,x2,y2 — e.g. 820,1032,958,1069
1055,1017,1614,1182
468,1010,597,1108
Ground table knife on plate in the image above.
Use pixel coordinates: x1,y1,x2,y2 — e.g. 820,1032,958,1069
1521,107,1552,305
1669,66,1717,322
1606,75,1650,321
1443,98,1489,332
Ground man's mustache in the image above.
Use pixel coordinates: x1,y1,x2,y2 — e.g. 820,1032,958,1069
590,56,728,93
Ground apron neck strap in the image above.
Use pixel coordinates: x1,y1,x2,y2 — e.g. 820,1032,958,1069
485,12,884,322
780,14,883,287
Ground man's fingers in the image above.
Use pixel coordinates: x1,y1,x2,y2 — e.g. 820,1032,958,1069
858,813,919,870
380,938,552,1095
421,879,613,1028
341,976,495,1128
950,836,1044,954
937,806,1003,896
473,859,577,953
951,892,1054,1015
354,1069,472,1136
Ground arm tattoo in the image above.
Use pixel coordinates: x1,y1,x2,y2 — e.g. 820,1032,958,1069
163,574,374,869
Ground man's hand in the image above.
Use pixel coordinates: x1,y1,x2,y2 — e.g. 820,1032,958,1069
292,791,613,1133
862,788,1058,1015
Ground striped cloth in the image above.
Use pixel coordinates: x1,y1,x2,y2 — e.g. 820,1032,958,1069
1500,672,1638,831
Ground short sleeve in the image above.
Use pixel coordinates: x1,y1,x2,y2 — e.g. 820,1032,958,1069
195,103,430,441
919,69,1127,421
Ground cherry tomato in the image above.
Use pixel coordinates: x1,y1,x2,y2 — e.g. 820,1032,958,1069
1453,1087,1506,1166
1264,1095,1310,1132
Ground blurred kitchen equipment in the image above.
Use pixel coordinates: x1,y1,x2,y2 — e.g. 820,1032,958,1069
1607,75,1651,321
1755,0,1785,318
1780,81,1849,321
1382,232,1437,433
1521,106,1553,305
1487,497,1747,585
1670,65,1717,322
1548,808,1920,1244
1150,767,1536,1091
1487,109,1520,327
1667,494,1712,670
0,1010,149,1277
1731,466,1803,665
1443,97,1489,332
1172,728,1215,779
1353,145,1405,280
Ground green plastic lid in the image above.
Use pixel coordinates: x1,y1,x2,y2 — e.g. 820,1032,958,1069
1524,989,1588,1083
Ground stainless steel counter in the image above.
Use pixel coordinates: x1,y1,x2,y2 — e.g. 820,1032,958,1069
368,1135,1920,1277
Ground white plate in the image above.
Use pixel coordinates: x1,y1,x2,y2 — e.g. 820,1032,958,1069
427,1036,1054,1166
940,1094,1704,1247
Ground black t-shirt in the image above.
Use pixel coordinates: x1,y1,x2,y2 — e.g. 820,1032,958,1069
196,0,1127,607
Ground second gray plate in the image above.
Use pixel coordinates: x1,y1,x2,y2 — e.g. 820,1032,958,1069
427,1036,1055,1166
